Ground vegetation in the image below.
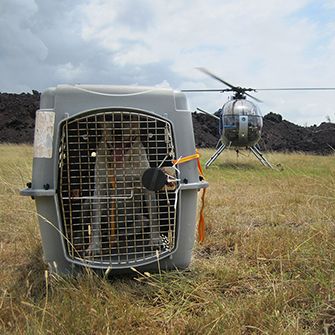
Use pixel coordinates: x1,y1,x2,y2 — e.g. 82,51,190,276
0,145,334,334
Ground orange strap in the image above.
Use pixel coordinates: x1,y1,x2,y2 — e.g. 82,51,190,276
173,150,206,243
172,152,200,165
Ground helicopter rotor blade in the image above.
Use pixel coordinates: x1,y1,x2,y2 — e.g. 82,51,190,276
196,107,220,120
181,88,232,92
196,67,238,90
255,87,335,91
245,92,263,103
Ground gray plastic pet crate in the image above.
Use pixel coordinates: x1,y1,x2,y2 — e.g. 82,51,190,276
21,84,208,275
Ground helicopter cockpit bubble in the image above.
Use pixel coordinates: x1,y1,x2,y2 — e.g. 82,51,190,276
222,99,261,116
220,99,263,146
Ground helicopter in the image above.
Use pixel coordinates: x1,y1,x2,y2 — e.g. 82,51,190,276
182,68,335,169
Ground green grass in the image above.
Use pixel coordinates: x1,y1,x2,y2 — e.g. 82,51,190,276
0,145,334,334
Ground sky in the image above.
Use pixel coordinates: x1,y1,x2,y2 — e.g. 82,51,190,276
1,0,335,126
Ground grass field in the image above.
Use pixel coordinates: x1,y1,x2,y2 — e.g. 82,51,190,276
0,144,334,334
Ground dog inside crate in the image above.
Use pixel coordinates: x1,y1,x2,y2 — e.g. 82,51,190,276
61,111,177,262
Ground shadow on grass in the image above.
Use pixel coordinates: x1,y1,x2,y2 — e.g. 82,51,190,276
216,161,259,170
10,246,165,299
10,245,47,301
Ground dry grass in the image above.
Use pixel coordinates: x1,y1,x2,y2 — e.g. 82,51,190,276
0,144,334,334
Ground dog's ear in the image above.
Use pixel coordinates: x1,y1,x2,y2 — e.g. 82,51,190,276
101,127,112,143
129,121,140,137
102,127,108,138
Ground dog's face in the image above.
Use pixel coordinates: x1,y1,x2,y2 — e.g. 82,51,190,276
117,119,140,144
102,114,140,149
95,113,141,167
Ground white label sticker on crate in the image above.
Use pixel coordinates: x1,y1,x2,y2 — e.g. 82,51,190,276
33,110,55,158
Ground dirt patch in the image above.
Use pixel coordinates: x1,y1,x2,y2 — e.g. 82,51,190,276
0,92,334,154
260,113,335,154
0,91,40,143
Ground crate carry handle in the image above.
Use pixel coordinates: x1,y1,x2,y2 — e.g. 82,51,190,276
173,150,207,243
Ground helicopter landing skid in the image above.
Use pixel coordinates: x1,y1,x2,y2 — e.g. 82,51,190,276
205,142,227,168
249,146,273,169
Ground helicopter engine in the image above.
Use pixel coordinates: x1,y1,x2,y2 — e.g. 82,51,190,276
220,98,263,147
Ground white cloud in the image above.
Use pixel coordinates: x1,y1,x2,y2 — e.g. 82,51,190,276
0,0,48,60
1,0,335,125
55,62,86,82
154,80,171,88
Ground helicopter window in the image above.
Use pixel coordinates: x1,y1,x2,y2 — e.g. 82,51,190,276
248,117,257,127
223,115,239,128
248,116,262,129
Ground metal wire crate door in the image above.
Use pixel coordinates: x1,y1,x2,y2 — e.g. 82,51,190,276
58,110,178,267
